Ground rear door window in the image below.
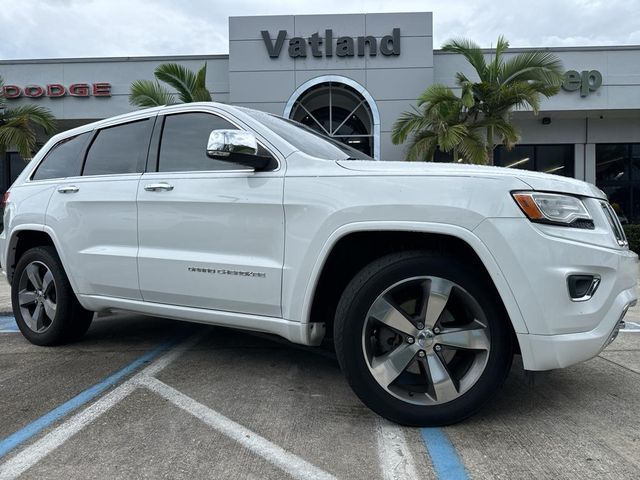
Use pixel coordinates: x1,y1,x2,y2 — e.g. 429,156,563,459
32,132,91,180
83,119,153,176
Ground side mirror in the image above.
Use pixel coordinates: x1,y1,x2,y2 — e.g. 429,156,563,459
206,129,271,170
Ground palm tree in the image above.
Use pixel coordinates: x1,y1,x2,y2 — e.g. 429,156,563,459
0,76,56,161
442,36,564,164
392,84,486,163
129,63,212,108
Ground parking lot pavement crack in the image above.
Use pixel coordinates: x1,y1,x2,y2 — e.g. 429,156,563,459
138,376,337,480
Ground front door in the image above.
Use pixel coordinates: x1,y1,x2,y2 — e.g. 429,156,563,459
136,111,285,317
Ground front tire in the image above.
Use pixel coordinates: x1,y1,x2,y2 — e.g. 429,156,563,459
334,251,513,426
11,246,93,346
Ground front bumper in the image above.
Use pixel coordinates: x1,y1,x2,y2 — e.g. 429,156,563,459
474,217,639,371
516,294,635,370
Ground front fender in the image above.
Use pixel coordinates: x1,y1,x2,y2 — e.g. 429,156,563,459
290,221,529,335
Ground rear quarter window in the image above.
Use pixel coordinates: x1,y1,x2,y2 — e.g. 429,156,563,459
32,132,91,181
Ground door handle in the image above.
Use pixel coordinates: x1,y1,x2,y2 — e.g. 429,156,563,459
57,185,79,194
144,182,174,192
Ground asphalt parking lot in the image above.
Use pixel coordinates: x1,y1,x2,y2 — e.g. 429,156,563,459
1,282,640,479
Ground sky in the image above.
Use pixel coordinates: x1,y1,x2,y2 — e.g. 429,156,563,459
1,0,639,60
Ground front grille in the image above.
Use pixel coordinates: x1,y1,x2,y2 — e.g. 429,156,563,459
601,201,628,247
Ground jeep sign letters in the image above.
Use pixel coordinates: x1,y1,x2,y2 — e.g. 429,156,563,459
562,70,602,97
261,28,401,58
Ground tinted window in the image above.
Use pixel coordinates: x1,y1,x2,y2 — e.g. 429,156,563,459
494,145,534,171
158,113,240,172
239,107,372,160
494,144,574,177
535,145,574,176
596,144,629,181
83,120,152,176
596,143,640,223
33,133,90,180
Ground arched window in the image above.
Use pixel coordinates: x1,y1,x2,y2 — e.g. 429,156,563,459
284,76,380,159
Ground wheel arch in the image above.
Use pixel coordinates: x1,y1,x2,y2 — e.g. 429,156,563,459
5,225,80,294
303,222,528,341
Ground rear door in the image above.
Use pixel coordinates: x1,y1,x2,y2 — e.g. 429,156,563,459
136,109,285,317
45,117,155,300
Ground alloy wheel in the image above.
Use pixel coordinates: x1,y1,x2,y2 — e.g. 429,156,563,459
18,261,57,333
362,276,490,406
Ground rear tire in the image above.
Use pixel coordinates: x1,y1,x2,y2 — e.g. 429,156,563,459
11,246,93,346
334,250,513,426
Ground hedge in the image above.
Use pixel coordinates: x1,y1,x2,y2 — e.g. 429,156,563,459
623,224,640,253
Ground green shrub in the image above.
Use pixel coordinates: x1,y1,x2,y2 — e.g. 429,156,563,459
623,224,640,253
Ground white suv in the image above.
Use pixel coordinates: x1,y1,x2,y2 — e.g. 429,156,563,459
1,103,637,426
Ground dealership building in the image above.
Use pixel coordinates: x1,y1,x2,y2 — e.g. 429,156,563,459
2,12,640,221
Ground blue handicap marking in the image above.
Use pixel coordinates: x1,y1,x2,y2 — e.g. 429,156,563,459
0,315,19,333
421,427,469,480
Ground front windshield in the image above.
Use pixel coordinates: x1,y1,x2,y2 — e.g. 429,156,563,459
239,107,373,161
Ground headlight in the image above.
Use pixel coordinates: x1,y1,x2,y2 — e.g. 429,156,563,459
512,192,592,226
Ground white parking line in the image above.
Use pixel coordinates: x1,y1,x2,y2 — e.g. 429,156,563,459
0,329,335,480
1,326,423,480
0,382,138,480
141,376,336,480
249,331,420,479
375,419,419,480
0,330,208,480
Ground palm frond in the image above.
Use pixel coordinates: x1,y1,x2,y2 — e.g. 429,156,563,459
442,38,487,79
154,63,198,103
2,104,56,134
438,124,467,151
454,73,475,108
500,50,564,86
195,63,207,90
405,130,438,161
191,63,212,101
391,109,430,144
417,84,460,106
495,82,544,113
456,131,487,164
492,118,520,148
191,87,212,102
0,123,36,159
486,36,509,83
129,80,174,108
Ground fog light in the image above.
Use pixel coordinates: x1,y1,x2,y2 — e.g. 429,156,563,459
567,274,600,301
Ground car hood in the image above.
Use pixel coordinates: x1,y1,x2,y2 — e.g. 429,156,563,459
337,160,606,200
